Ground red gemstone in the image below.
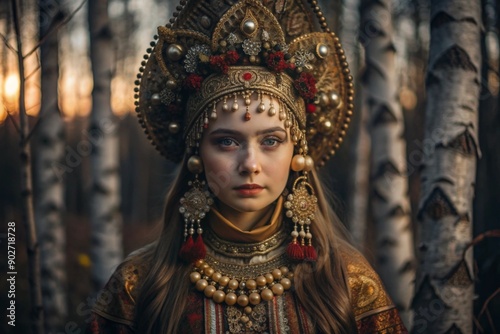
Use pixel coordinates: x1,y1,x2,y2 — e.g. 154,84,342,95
243,72,252,81
306,104,317,113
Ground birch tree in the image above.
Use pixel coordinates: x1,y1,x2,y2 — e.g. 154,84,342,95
360,0,415,326
412,1,481,333
34,0,67,330
342,0,370,248
10,0,45,331
88,0,123,290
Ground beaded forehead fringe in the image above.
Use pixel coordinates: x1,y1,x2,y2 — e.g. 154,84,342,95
135,0,354,166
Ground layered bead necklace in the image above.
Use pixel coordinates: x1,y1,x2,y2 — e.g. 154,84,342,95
189,224,294,329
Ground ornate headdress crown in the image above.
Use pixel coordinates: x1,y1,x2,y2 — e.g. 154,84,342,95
135,0,353,167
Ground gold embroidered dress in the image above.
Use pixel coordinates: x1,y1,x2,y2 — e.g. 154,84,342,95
87,200,407,333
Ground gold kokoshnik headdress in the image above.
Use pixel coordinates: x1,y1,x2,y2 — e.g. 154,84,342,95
135,0,353,167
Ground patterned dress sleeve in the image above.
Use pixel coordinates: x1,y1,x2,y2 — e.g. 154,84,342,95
85,257,149,334
340,246,409,334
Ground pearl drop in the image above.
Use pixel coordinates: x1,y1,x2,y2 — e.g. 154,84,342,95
268,107,276,116
190,272,201,283
204,285,216,298
272,283,284,296
211,272,222,282
166,44,184,61
219,276,230,286
222,103,229,112
237,294,249,307
151,93,161,105
228,279,239,290
265,273,274,283
317,43,329,58
304,155,314,171
245,98,251,105
196,279,208,291
249,292,261,305
261,289,274,301
225,292,237,305
256,276,267,286
291,231,299,238
258,103,266,113
242,20,256,35
232,103,239,111
272,269,282,280
168,122,180,134
291,155,305,171
280,278,292,290
246,279,257,290
213,290,226,303
187,155,204,174
204,267,214,277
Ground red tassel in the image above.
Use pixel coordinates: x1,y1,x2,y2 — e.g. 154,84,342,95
287,242,305,261
303,245,317,262
191,234,207,261
179,235,195,262
179,235,206,263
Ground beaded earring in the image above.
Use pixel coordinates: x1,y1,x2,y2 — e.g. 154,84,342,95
179,155,213,263
285,135,318,262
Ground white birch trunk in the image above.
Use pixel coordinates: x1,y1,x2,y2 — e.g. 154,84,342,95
11,0,45,331
342,0,370,249
360,0,415,326
88,0,123,290
412,1,481,333
34,0,67,330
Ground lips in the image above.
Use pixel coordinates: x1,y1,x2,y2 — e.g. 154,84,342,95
234,184,264,190
234,184,264,196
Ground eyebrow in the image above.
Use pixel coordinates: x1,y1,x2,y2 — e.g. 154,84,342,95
207,127,287,136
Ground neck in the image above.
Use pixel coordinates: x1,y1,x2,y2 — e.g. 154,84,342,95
209,197,283,243
215,202,272,231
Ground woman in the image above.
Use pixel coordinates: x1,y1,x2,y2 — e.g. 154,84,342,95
87,0,408,333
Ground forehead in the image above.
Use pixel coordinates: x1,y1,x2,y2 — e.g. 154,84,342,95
205,94,288,134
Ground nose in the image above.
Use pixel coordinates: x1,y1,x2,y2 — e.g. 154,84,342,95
238,146,261,175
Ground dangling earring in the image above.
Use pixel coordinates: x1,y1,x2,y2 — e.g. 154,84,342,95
179,154,213,263
285,135,317,262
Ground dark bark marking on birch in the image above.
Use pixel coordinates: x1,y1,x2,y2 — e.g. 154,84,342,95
362,62,387,83
426,72,441,87
399,260,416,275
388,205,406,218
372,160,400,179
431,11,478,30
442,130,477,156
443,324,462,334
433,45,477,72
411,275,441,309
372,104,397,125
418,187,458,220
445,261,473,287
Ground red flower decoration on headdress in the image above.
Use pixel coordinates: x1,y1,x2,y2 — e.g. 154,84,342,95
294,72,317,100
184,74,203,91
266,51,289,72
210,55,229,74
225,50,240,65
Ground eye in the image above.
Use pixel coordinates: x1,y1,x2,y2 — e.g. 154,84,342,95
262,137,282,147
217,137,238,148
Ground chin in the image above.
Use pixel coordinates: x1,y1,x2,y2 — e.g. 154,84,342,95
226,199,274,213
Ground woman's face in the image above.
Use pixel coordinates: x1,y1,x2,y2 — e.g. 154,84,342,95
200,94,294,216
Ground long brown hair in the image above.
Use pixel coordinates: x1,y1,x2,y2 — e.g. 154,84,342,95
134,157,358,333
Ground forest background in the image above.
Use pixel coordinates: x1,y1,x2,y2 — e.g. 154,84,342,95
0,0,499,333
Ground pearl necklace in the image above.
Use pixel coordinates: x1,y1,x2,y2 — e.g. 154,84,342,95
190,258,294,324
